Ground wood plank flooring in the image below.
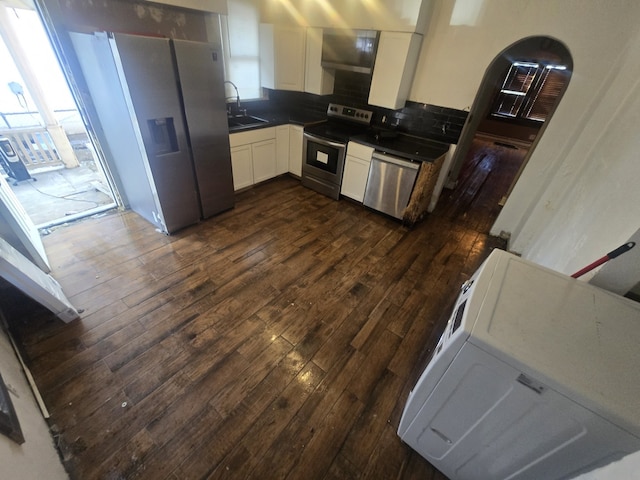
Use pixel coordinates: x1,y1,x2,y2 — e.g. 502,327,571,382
438,137,526,234
4,147,509,479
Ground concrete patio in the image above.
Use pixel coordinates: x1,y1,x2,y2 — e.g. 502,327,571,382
6,161,115,228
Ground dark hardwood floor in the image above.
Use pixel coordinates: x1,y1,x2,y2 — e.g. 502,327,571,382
4,142,512,480
437,137,526,234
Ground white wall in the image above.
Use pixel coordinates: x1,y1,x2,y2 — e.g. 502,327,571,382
410,4,640,472
519,55,640,277
0,327,68,479
573,450,640,480
259,0,430,32
410,0,640,280
591,229,640,294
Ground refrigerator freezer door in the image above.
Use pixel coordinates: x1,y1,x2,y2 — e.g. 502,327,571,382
172,40,235,218
112,33,200,233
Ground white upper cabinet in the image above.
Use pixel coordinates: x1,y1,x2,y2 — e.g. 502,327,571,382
305,27,334,95
259,24,306,91
368,32,422,109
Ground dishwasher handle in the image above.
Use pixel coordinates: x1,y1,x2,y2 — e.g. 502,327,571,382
371,152,420,170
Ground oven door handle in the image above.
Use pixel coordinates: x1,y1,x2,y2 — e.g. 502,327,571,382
303,132,346,149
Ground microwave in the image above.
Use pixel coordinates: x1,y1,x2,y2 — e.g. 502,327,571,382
321,29,379,74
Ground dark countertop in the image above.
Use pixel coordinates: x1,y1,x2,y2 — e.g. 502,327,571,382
349,132,450,163
228,110,326,133
227,108,451,163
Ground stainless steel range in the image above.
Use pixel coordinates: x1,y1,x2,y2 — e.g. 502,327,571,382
302,103,373,200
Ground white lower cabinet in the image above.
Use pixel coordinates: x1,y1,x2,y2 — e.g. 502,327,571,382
252,139,277,183
289,125,304,177
230,144,253,190
230,125,304,188
276,125,290,175
230,127,277,190
341,141,375,202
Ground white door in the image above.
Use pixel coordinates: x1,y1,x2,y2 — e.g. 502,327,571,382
0,173,50,272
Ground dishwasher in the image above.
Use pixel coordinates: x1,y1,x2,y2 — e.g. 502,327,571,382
363,152,420,219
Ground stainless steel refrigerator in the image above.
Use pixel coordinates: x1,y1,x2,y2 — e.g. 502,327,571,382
69,31,234,234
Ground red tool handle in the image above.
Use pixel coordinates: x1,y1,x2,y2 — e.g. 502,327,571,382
571,242,636,278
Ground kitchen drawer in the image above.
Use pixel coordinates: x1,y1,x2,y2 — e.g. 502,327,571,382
346,141,374,161
230,127,276,148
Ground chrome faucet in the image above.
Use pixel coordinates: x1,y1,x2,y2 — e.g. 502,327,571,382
224,80,243,115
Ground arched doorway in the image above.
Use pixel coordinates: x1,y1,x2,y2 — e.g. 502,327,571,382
447,36,573,216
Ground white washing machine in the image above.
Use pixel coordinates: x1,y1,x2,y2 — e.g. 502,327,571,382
398,249,640,480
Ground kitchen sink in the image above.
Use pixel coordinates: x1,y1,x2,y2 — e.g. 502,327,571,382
227,115,269,129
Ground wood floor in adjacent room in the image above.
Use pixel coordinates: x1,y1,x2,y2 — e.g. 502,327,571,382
5,144,511,479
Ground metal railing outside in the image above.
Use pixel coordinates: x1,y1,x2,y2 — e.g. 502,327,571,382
0,127,64,170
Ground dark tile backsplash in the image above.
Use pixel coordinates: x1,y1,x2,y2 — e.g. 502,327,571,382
397,102,469,144
258,71,468,144
332,71,373,105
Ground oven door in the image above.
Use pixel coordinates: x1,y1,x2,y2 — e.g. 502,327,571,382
302,133,347,199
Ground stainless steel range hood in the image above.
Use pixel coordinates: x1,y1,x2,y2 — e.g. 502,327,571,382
321,29,379,74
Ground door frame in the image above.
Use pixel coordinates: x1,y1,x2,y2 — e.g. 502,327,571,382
446,36,573,210
0,172,50,272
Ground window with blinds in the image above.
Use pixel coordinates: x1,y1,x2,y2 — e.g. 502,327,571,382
492,62,568,123
221,0,262,101
493,62,539,118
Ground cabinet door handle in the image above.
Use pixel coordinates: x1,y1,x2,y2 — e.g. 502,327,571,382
430,427,452,444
